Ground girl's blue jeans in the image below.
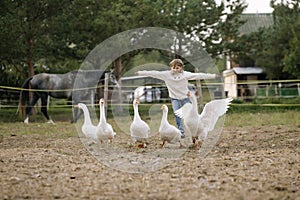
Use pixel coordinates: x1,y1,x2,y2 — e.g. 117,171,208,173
171,97,191,137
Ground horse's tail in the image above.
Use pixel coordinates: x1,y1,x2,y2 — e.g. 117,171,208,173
18,77,32,119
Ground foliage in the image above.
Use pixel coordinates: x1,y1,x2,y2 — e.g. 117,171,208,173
0,0,77,77
0,0,248,86
261,0,300,79
231,0,300,79
1,0,299,86
281,7,300,78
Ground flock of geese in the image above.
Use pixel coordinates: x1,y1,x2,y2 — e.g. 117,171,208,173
76,98,116,144
77,92,232,149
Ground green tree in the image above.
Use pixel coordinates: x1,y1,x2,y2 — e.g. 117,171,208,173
0,0,249,85
110,0,247,76
0,0,75,78
281,2,300,78
152,0,247,57
258,0,300,79
227,0,300,79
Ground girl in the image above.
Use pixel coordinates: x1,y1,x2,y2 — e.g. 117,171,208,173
136,59,218,138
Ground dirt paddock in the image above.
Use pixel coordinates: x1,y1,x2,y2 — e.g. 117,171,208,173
1,123,299,199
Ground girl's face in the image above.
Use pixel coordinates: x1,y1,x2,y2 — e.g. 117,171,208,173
170,64,183,74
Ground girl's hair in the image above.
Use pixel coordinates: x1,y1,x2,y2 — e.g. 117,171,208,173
169,59,184,67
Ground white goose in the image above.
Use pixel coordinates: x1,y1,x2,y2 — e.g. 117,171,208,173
130,99,150,148
76,103,98,143
97,98,116,143
159,104,183,148
175,92,232,147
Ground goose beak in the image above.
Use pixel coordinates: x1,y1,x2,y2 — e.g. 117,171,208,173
194,90,198,96
161,104,167,110
99,98,105,105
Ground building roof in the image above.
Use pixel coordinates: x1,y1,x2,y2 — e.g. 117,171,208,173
233,67,263,74
223,67,264,76
120,75,148,81
239,13,274,35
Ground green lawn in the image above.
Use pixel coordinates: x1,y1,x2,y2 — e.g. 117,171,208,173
0,104,299,139
225,110,300,127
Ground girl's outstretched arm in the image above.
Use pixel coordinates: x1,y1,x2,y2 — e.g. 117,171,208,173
184,71,219,80
136,70,168,80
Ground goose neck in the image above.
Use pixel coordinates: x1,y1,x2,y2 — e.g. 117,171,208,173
100,104,106,124
160,111,169,127
190,95,199,115
82,107,92,125
133,104,141,120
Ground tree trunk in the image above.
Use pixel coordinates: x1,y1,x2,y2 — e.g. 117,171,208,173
27,38,34,77
114,57,123,112
115,57,122,80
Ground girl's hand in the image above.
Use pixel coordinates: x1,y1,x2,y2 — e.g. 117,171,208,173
215,74,221,78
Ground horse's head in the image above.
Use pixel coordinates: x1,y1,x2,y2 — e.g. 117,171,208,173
107,70,120,89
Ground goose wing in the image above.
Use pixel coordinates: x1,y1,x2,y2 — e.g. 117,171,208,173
160,124,181,143
175,101,201,137
199,98,232,131
102,123,116,137
174,103,193,119
130,119,150,139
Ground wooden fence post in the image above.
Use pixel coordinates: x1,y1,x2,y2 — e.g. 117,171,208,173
104,73,109,116
90,90,95,107
195,68,203,111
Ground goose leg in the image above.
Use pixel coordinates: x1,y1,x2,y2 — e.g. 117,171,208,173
179,140,186,148
137,143,146,148
192,137,196,144
196,140,203,149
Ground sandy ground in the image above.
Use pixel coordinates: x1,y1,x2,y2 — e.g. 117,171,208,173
1,124,299,200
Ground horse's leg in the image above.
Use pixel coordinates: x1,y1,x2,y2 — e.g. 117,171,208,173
40,94,55,125
24,93,40,124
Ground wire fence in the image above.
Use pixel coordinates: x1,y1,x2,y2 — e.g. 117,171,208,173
1,79,300,109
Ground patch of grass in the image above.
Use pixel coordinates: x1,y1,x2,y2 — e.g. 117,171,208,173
253,97,300,104
227,97,300,113
225,110,300,127
1,101,300,138
0,122,77,138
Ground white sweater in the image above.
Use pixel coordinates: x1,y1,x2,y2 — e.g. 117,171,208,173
136,70,216,99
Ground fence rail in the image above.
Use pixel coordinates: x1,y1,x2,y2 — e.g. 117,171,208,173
1,79,300,108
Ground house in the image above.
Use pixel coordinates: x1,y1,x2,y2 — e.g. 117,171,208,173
238,13,273,36
223,67,265,98
223,14,272,98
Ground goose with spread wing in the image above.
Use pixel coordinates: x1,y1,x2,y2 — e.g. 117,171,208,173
159,104,183,148
175,92,232,147
130,99,150,148
97,98,116,143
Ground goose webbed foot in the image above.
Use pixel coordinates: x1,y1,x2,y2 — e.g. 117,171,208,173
137,143,147,148
179,142,185,148
161,141,166,148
